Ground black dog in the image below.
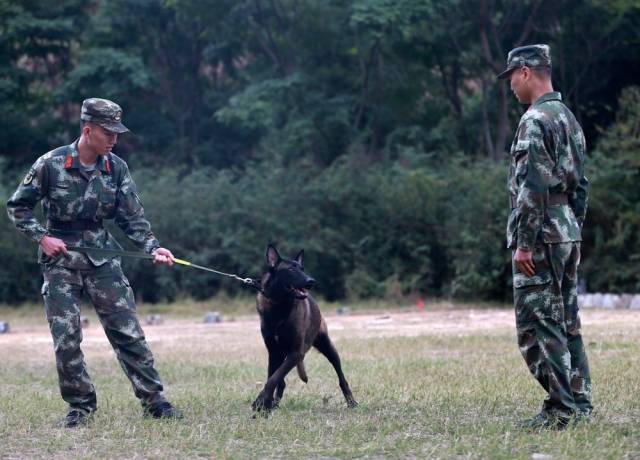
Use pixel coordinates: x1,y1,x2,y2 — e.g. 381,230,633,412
251,245,358,413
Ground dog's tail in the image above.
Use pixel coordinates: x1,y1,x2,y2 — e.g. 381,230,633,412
296,361,308,383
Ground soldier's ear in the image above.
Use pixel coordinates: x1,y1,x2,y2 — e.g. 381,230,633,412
81,123,91,137
266,245,281,269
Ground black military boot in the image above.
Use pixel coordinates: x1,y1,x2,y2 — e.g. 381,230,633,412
573,409,592,427
64,409,92,428
144,401,184,419
517,412,570,431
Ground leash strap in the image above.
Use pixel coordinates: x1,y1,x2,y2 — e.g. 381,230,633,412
67,246,260,288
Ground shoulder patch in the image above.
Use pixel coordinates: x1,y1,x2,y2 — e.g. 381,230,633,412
23,169,35,185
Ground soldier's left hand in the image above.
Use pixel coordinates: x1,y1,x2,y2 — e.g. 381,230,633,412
153,247,175,266
514,247,535,277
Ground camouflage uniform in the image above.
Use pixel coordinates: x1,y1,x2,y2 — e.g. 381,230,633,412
6,99,168,415
501,45,593,420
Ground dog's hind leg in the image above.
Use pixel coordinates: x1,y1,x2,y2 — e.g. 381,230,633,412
313,332,358,408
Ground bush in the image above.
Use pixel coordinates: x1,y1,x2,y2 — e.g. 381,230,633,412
581,86,640,293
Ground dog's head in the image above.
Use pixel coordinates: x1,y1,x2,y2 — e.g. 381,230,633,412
263,244,315,300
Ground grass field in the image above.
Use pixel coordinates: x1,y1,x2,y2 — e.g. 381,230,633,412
0,301,639,459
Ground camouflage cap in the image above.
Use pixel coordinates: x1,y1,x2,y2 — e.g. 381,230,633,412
80,98,129,133
497,44,551,79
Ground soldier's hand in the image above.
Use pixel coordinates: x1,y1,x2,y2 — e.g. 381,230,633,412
153,247,175,266
514,247,535,277
40,235,69,258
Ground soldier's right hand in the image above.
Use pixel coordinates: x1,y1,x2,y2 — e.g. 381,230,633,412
514,247,535,277
40,235,69,258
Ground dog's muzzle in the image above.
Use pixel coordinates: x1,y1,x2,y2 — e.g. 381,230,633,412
289,278,315,299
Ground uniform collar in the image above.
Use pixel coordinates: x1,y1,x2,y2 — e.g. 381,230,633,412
64,140,81,169
532,91,562,107
97,153,111,174
65,139,111,174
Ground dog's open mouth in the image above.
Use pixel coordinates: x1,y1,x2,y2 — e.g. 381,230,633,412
288,285,308,299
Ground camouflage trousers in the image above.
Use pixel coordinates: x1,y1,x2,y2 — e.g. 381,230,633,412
512,242,593,419
41,258,166,414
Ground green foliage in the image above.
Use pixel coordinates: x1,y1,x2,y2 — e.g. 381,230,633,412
582,87,640,292
101,153,512,303
0,165,42,302
57,48,152,101
0,0,88,164
216,75,305,132
1,0,639,303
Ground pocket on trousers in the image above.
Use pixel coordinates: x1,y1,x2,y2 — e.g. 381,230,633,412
122,276,137,309
514,269,559,325
513,270,552,288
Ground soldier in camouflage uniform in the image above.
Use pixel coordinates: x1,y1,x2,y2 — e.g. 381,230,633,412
6,98,183,427
498,45,593,429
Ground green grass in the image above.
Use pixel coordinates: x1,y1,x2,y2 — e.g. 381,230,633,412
0,305,639,459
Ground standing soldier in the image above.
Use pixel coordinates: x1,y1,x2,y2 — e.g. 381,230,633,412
6,98,183,427
498,45,593,429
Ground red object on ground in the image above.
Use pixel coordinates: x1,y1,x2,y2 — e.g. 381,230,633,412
416,298,425,310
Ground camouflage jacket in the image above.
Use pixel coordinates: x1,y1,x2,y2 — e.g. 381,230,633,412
507,92,589,250
6,141,160,269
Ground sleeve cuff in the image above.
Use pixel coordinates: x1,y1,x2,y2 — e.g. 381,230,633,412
33,228,48,243
516,233,535,251
145,239,161,254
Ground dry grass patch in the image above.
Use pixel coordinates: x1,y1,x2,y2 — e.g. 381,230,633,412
0,306,639,459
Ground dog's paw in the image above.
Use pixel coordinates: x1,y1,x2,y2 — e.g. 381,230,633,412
251,410,270,419
346,396,358,408
251,394,273,412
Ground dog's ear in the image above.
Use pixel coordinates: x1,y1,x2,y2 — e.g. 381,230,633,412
294,249,304,267
266,245,281,269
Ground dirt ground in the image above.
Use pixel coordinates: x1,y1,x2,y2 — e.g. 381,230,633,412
2,308,638,354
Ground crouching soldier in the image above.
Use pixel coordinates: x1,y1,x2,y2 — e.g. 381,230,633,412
6,98,183,427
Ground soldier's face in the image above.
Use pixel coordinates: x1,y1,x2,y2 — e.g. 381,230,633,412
86,124,118,155
509,68,532,104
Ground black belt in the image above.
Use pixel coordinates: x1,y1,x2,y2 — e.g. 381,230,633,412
510,193,569,208
47,219,104,232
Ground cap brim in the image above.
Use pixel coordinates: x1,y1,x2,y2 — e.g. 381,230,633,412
99,121,129,133
496,67,516,80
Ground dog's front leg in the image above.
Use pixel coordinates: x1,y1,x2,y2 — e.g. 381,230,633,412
252,351,303,413
254,338,286,410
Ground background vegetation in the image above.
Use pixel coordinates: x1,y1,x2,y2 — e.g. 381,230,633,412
1,0,639,304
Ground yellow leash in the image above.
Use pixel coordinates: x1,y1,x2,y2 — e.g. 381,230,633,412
67,246,256,285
